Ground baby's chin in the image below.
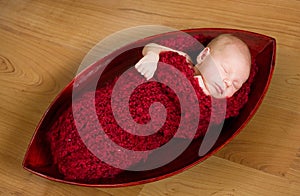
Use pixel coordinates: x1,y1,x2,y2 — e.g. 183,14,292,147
206,84,227,99
195,75,227,99
208,92,226,99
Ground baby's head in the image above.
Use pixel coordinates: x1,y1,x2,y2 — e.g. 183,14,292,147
195,34,251,99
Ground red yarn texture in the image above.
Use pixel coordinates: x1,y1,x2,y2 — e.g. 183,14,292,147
47,35,257,183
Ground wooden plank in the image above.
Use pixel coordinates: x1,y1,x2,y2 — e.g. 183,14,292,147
0,0,299,195
139,156,300,196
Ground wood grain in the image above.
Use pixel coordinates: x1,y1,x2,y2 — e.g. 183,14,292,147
0,0,299,195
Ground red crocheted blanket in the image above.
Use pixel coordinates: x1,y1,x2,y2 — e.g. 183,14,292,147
47,41,257,183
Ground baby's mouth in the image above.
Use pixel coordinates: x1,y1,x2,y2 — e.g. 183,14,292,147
214,83,224,95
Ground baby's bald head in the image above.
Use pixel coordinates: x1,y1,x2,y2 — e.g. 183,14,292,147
207,34,251,66
196,34,252,98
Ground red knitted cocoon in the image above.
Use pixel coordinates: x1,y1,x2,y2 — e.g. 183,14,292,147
47,36,257,183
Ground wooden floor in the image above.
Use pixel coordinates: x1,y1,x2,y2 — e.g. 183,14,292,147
0,0,300,195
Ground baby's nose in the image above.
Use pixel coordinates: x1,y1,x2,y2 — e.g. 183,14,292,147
223,79,232,87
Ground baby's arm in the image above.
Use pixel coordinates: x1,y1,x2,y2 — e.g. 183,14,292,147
135,43,192,80
142,43,190,59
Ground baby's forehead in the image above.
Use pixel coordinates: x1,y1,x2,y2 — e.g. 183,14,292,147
215,40,242,53
215,42,250,64
211,35,249,53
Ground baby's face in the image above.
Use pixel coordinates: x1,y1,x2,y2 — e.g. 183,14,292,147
196,46,250,99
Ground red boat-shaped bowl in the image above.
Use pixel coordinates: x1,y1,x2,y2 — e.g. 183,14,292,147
23,28,276,187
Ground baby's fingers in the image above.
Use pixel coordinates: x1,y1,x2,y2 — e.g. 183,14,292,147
135,61,143,70
134,57,146,70
144,71,154,80
135,62,146,73
141,64,153,74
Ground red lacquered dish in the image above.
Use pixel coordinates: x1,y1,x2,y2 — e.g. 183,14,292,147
23,28,276,187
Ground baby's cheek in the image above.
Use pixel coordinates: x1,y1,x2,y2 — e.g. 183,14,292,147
225,87,235,98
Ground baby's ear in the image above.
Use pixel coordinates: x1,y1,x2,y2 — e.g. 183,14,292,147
196,47,210,64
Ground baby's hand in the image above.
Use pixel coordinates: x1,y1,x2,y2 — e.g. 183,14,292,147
135,51,159,80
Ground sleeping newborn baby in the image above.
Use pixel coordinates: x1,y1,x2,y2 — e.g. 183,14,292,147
135,34,251,99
